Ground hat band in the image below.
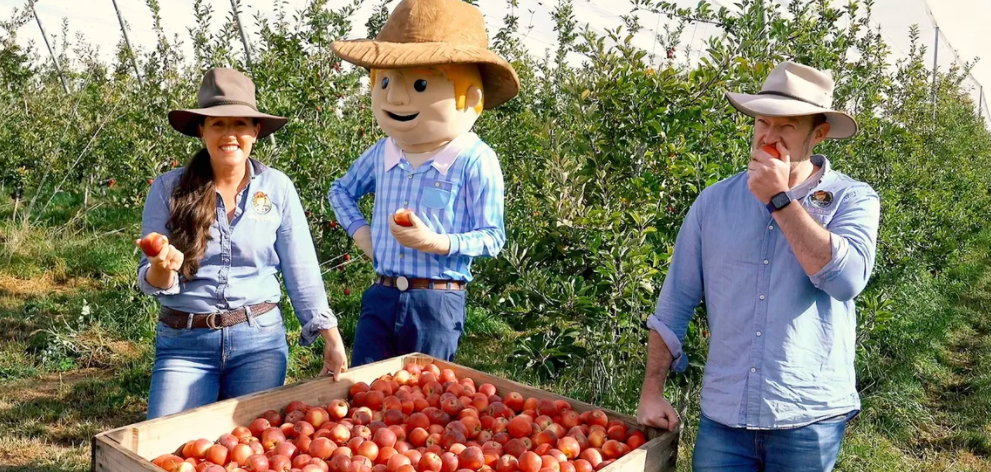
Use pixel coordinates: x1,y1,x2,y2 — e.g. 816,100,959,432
757,91,828,109
201,98,259,111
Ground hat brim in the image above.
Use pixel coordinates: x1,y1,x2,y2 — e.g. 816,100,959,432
331,40,520,109
726,92,859,139
167,104,288,139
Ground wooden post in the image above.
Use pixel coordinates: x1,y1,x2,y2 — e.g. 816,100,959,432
229,0,276,147
32,2,70,94
978,85,984,116
111,0,143,86
931,27,939,124
758,0,768,56
230,0,254,69
83,174,92,208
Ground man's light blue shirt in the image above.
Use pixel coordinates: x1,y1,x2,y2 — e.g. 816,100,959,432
648,155,880,429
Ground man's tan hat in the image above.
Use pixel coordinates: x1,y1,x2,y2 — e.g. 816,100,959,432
331,0,520,109
168,68,287,138
726,61,858,139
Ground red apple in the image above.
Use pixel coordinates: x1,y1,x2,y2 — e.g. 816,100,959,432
329,399,350,420
394,209,413,227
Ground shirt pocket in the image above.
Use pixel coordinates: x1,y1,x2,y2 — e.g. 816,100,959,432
235,193,282,256
801,190,840,227
420,179,455,210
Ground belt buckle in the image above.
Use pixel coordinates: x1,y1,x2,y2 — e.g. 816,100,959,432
205,313,221,330
395,276,409,292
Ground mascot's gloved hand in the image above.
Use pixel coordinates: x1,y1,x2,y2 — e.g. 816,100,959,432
352,225,374,260
389,211,451,255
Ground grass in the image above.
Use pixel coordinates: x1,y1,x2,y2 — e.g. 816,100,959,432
829,228,991,472
1,195,991,471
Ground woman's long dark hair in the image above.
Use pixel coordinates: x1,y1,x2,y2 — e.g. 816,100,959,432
166,147,216,280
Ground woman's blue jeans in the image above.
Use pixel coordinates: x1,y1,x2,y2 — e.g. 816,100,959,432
146,308,289,419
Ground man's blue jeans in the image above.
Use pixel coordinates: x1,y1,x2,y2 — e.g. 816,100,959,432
146,308,289,419
351,283,467,367
692,411,856,472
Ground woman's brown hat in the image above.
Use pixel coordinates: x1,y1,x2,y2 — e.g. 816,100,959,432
331,0,520,109
168,68,288,138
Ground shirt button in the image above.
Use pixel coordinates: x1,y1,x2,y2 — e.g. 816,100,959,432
399,254,405,259
751,367,757,373
768,225,774,230
756,331,762,337
763,259,769,265
403,200,408,206
408,174,413,179
435,182,441,187
759,295,766,300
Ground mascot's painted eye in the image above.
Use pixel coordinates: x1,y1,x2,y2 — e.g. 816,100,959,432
414,79,428,92
381,77,390,89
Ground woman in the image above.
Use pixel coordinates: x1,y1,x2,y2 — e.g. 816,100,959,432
136,68,348,419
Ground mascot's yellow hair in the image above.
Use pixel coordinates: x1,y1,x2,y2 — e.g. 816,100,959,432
370,65,484,114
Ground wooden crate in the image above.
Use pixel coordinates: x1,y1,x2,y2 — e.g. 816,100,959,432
92,353,680,472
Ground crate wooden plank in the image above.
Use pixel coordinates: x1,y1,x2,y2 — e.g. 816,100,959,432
100,427,128,444
95,426,132,450
91,353,679,472
91,433,160,472
603,425,679,472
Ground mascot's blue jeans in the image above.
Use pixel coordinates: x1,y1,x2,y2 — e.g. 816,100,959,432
351,283,467,366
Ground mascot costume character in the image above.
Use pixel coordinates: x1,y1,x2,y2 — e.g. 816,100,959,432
328,0,520,366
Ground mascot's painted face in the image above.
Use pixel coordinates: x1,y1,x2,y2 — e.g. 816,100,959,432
371,65,484,152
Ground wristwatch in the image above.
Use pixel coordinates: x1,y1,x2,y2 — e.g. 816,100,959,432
766,191,793,213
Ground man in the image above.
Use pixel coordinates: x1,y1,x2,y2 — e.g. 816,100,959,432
637,61,881,471
328,0,519,366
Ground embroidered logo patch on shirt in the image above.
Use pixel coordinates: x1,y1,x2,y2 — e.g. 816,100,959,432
252,191,273,214
808,190,833,208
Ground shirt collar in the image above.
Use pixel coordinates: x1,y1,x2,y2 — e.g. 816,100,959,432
213,158,266,198
384,133,479,176
790,154,830,198
248,158,268,179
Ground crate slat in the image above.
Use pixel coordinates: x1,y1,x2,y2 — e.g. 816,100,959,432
91,353,678,472
91,434,161,472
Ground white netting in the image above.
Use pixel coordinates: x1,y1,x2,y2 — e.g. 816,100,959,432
3,0,986,126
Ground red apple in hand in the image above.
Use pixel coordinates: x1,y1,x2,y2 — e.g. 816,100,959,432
139,232,168,258
761,145,780,159
394,209,413,227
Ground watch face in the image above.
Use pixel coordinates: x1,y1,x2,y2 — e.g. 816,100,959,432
772,193,791,208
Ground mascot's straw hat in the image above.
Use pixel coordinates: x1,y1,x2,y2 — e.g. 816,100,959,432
331,0,520,109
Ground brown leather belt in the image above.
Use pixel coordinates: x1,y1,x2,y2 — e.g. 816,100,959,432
159,302,279,330
377,276,466,291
